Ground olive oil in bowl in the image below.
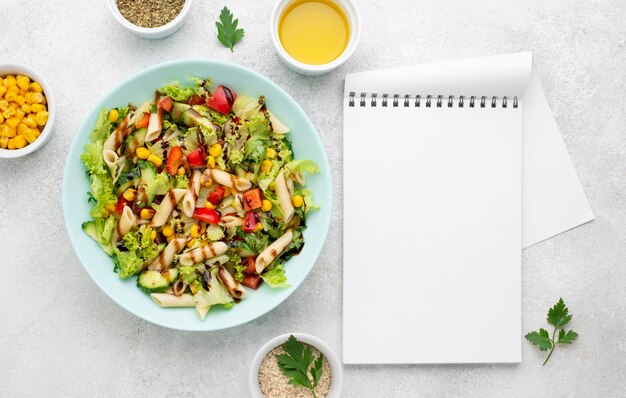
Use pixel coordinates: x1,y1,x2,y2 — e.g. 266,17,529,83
278,0,350,65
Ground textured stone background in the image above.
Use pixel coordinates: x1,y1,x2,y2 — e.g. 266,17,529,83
1,0,625,397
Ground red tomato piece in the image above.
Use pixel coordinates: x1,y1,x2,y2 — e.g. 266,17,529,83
135,112,150,129
206,85,237,114
242,275,262,290
243,212,260,233
207,186,226,205
165,146,182,176
115,196,131,215
186,147,206,168
242,188,263,211
158,97,173,112
242,257,257,275
187,95,205,106
192,208,221,225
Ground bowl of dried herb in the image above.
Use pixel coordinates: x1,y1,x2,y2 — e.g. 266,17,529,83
108,0,193,39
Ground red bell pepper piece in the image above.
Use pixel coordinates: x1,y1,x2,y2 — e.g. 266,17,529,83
158,97,173,113
186,147,206,168
207,85,237,114
187,95,205,105
193,208,221,225
165,146,182,176
207,186,226,205
241,275,262,290
242,188,263,211
243,212,260,233
242,257,257,275
115,196,131,215
135,112,150,129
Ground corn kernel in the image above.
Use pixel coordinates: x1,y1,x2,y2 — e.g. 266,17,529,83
190,224,202,238
5,117,19,129
208,143,222,157
166,235,174,243
162,225,175,237
140,208,155,220
136,147,150,159
101,208,110,218
108,109,119,122
0,86,6,98
223,187,231,197
0,115,3,124
23,129,37,144
4,91,17,103
17,122,29,134
186,238,197,248
14,95,25,106
122,188,137,201
0,136,7,149
20,104,31,113
16,75,30,90
2,126,16,138
0,100,8,111
292,195,304,208
2,76,13,87
3,108,15,119
177,166,185,176
104,204,117,213
268,182,275,191
30,103,45,113
202,178,213,188
13,135,27,149
24,114,38,128
7,86,19,95
29,82,43,93
261,199,273,212
147,153,163,167
31,128,40,138
30,92,44,104
19,89,28,97
15,109,25,121
204,200,216,209
254,223,264,232
266,147,277,159
207,155,216,168
7,137,16,149
260,159,272,174
41,96,47,105
36,111,48,126
150,228,157,241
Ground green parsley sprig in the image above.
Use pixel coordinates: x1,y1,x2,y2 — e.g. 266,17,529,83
275,335,324,398
215,6,244,52
525,298,578,365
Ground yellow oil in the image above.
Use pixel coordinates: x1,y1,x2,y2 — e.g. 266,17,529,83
278,0,350,65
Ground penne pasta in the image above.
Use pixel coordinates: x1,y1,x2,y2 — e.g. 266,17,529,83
117,205,136,237
201,168,252,191
172,280,187,297
149,237,189,271
149,188,187,227
179,242,228,266
102,149,118,169
218,215,244,228
103,114,132,151
196,304,211,320
217,266,247,300
256,229,294,273
144,108,164,143
182,170,202,217
151,293,196,307
275,171,295,223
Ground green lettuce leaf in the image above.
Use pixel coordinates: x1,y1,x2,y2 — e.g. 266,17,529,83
232,95,262,120
114,226,164,279
261,262,290,288
179,266,199,285
243,114,270,136
301,189,318,214
89,174,117,218
144,171,171,203
244,134,269,163
81,140,107,176
193,267,234,307
283,159,319,180
159,81,195,102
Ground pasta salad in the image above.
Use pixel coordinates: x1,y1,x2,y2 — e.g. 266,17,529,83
81,77,318,319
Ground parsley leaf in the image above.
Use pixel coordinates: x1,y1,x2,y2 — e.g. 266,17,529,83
215,6,244,52
525,298,578,365
275,335,324,398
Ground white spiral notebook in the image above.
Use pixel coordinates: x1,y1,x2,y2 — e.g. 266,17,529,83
343,52,593,364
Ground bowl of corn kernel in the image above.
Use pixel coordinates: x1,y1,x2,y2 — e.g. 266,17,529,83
0,63,55,159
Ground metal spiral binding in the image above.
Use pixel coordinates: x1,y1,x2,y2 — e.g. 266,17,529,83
348,92,517,108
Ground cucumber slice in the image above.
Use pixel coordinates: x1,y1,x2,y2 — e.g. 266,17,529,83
137,269,178,293
123,128,147,157
81,221,114,256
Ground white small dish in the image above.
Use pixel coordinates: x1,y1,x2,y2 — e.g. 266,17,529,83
0,63,55,159
107,0,193,39
270,0,361,75
249,333,343,398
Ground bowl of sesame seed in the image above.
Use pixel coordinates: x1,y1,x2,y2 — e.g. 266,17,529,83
249,333,342,398
107,0,193,39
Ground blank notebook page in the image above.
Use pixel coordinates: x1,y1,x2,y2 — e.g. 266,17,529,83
343,101,522,364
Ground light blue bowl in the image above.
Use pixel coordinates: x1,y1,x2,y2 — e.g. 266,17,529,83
63,59,331,331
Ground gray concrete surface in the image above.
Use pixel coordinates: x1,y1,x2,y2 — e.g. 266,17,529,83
1,0,625,396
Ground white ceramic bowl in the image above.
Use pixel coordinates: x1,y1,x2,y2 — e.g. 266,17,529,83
249,333,343,398
107,0,193,39
270,0,361,75
0,63,55,159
